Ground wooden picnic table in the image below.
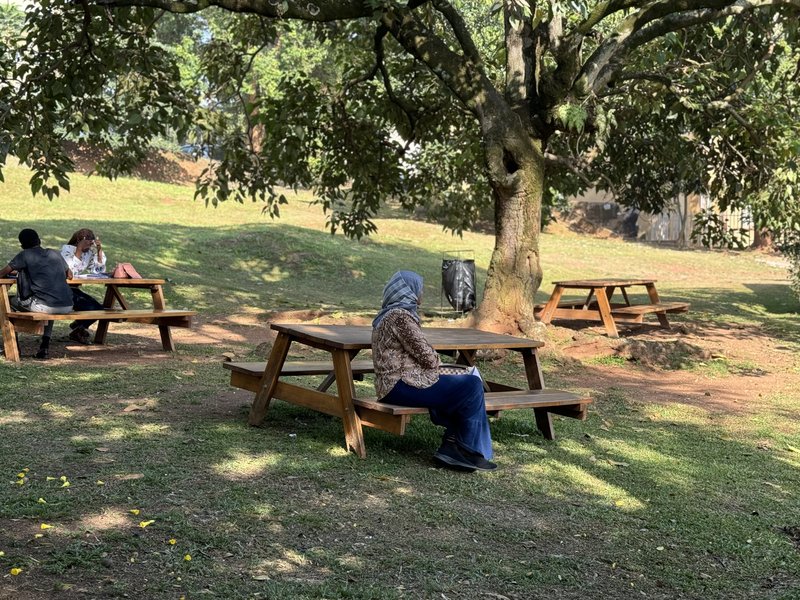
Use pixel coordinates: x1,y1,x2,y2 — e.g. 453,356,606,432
0,277,196,363
536,278,689,337
225,323,591,458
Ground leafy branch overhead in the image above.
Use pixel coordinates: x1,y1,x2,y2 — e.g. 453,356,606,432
1,0,798,330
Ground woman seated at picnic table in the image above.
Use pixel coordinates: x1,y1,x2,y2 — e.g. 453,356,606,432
371,270,497,472
0,228,74,359
60,228,106,344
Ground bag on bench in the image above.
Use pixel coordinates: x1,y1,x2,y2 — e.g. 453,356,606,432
111,263,142,279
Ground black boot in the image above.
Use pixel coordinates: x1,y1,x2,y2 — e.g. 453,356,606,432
34,336,50,360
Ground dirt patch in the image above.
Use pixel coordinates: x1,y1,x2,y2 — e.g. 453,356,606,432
65,142,208,186
614,338,713,369
548,320,800,415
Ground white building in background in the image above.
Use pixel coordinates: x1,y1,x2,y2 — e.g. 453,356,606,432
566,190,754,247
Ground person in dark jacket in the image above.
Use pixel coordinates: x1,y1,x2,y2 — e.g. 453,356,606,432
0,229,73,359
371,270,497,472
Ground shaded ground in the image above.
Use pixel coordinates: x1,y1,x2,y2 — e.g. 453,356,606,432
3,307,799,600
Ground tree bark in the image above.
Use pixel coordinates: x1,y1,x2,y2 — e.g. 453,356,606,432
469,115,545,336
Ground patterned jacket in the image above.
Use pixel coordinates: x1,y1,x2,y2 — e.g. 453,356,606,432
372,308,440,399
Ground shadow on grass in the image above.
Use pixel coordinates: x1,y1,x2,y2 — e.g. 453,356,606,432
0,359,799,599
0,219,487,317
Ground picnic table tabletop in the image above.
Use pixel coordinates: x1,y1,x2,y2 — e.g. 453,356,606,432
271,323,545,351
552,278,657,288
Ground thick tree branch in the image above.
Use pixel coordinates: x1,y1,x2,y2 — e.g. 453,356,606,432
504,5,533,114
378,6,498,121
575,0,800,95
432,0,483,68
94,0,373,21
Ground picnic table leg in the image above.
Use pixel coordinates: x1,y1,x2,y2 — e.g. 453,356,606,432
646,283,671,328
93,285,119,345
594,287,619,337
150,285,175,351
582,289,594,309
0,286,20,363
249,332,291,426
521,347,555,438
455,349,476,366
317,350,360,392
534,410,556,440
521,348,544,390
539,285,564,323
331,349,366,458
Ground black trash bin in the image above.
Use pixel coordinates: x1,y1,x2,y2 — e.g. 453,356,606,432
441,258,476,312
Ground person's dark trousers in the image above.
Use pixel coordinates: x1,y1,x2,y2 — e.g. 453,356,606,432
382,375,493,459
70,288,104,330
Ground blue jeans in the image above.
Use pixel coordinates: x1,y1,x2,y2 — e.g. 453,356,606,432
71,288,104,329
382,375,493,459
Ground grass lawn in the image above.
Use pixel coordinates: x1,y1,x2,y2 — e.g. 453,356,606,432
1,164,799,599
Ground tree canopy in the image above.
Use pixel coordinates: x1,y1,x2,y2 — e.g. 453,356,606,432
1,0,798,332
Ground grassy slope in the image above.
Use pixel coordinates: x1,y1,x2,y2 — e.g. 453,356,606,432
0,165,799,599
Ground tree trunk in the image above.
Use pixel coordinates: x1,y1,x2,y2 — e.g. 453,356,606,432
470,121,545,336
752,228,773,250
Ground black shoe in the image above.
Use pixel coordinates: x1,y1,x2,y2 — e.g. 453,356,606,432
68,327,92,345
34,348,49,360
455,442,499,472
434,441,477,472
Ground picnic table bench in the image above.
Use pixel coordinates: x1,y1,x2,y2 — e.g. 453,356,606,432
1,277,196,363
224,324,591,458
536,278,689,337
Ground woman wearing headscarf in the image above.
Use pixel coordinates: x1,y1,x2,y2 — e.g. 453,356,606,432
371,271,497,472
60,228,106,344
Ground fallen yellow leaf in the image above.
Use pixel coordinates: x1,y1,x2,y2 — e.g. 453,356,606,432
22,468,29,473
40,523,53,530
34,534,43,539
37,498,47,504
15,479,24,485
184,554,191,561
17,472,25,478
168,539,177,545
96,480,105,486
61,481,70,488
59,476,67,482
129,509,140,515
46,476,56,481
139,520,155,528
10,568,22,575
0,551,4,557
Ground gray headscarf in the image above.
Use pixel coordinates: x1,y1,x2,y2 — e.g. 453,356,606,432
372,270,423,328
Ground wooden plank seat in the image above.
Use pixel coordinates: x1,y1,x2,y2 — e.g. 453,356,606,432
225,359,375,377
8,309,194,329
5,309,195,358
225,359,375,393
225,361,591,439
534,300,590,311
610,301,690,316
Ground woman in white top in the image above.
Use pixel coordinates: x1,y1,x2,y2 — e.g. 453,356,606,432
60,228,107,344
